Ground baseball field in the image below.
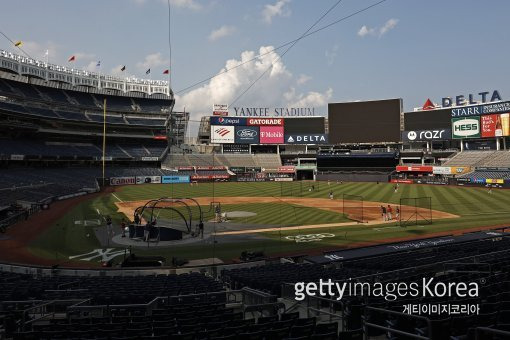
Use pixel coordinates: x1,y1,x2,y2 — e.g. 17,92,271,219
6,181,510,267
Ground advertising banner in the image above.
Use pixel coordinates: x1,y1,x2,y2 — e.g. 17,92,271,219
247,118,284,126
210,116,247,126
211,125,235,143
401,129,451,141
274,177,294,182
278,166,296,173
161,176,190,184
451,166,471,175
247,167,262,173
191,174,230,180
235,126,259,144
229,167,246,173
481,113,510,137
177,166,193,171
432,166,452,175
213,104,228,116
260,126,284,144
110,177,136,186
284,134,328,144
10,154,24,160
486,179,504,184
390,179,414,184
141,156,159,161
451,101,510,117
396,166,433,173
136,176,162,184
452,117,480,139
196,166,226,170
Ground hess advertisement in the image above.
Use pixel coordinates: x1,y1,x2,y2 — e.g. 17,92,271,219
452,117,480,139
481,113,510,137
211,125,235,143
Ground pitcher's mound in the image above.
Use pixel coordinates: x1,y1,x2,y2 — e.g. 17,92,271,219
226,211,257,218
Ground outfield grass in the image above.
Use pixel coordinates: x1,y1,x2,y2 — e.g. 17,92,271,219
28,182,510,265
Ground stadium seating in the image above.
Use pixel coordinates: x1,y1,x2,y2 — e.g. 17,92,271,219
443,151,510,167
459,170,510,180
163,154,282,169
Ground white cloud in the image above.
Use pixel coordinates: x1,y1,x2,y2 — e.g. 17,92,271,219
208,25,236,42
379,18,398,36
325,44,339,65
133,0,201,10
296,74,311,85
357,25,375,37
262,0,291,24
135,52,169,73
358,18,399,38
175,45,332,132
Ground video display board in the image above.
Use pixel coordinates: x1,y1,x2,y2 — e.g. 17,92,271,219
404,108,452,131
328,99,402,143
284,117,325,134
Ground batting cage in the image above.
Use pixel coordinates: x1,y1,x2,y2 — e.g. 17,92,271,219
399,197,432,227
342,194,364,223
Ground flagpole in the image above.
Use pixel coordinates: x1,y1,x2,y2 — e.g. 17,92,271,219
102,98,107,187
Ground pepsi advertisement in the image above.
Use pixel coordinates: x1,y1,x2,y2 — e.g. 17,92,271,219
210,116,247,126
235,126,259,144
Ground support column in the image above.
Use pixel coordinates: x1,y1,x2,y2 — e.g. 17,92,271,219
496,138,501,151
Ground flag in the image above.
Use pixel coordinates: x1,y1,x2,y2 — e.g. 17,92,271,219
146,69,151,75
68,55,75,62
120,65,126,71
14,41,22,47
96,61,101,67
163,69,169,74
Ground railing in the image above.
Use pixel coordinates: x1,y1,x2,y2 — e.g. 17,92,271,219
363,306,430,340
476,327,510,339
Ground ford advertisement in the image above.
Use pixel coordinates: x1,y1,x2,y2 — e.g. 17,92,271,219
234,126,259,144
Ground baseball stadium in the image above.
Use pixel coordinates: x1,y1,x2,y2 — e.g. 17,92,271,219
1,2,510,340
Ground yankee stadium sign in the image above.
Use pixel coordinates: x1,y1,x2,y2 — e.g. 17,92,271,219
233,107,316,117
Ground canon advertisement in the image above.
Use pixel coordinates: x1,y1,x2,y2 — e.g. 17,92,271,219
402,129,452,142
211,125,235,143
235,126,259,144
284,134,328,144
452,117,481,139
260,126,284,144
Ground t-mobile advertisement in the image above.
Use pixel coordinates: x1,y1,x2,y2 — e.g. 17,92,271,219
260,126,284,144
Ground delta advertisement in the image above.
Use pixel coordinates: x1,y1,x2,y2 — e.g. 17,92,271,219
136,176,162,184
260,126,284,144
211,125,235,143
161,175,190,184
284,134,328,144
452,117,481,139
235,126,259,144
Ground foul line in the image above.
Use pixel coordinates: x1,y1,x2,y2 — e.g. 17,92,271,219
112,193,123,202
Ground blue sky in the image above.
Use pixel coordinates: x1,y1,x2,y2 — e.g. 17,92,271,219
1,0,509,127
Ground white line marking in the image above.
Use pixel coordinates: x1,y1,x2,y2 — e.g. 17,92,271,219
112,193,123,202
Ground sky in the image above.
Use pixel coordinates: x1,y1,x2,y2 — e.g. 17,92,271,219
1,0,509,129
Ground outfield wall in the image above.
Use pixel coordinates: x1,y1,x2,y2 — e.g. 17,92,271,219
317,172,390,182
